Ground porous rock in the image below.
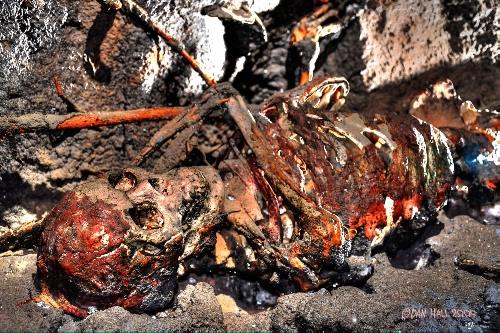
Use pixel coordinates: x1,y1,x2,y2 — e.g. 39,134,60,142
59,282,225,331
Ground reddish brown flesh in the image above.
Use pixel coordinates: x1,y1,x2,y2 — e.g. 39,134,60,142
262,101,454,242
246,154,282,243
37,189,181,316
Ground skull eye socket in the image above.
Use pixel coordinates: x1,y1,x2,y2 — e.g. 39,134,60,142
129,202,164,230
148,178,170,195
109,171,137,191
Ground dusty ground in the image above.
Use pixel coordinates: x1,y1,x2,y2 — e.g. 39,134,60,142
0,213,498,331
0,0,498,331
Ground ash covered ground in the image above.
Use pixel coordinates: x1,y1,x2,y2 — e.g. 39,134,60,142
0,0,498,331
1,213,498,331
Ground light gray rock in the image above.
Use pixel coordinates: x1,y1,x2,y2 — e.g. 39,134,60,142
359,0,499,90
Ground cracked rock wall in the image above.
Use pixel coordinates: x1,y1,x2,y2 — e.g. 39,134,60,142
360,0,499,90
0,0,278,226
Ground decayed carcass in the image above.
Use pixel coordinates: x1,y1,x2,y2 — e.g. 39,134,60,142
34,77,455,317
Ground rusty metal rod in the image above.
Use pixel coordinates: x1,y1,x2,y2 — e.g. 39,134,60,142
101,0,217,87
0,106,185,134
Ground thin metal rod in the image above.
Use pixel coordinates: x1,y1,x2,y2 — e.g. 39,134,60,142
0,106,185,134
104,0,217,86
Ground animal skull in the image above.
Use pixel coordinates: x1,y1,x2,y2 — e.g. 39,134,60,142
36,167,223,317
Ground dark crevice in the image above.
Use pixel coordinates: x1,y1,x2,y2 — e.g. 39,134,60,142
84,5,117,83
0,172,63,227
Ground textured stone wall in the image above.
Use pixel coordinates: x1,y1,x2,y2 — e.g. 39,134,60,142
359,0,498,90
0,0,278,226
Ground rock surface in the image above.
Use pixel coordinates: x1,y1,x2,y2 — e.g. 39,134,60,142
359,0,498,90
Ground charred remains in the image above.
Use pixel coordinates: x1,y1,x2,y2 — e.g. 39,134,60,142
35,76,456,317
0,0,497,327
